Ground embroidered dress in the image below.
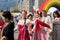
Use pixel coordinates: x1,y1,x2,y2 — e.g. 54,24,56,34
52,18,60,40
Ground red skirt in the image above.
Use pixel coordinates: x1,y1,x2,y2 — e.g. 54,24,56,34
18,24,30,40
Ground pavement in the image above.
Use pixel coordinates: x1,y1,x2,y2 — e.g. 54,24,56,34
14,31,18,40
14,31,52,40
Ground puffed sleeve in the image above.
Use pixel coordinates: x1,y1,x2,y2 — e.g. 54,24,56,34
48,16,53,32
36,19,51,29
14,20,20,31
14,25,18,31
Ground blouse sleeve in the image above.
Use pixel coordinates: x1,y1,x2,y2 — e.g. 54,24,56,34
31,21,35,32
36,19,51,29
48,16,53,32
14,20,21,31
14,25,18,31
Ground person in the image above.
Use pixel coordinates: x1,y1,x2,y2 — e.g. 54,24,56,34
26,14,33,40
1,11,14,40
26,14,33,33
41,10,52,40
0,17,4,39
14,10,30,40
52,10,60,40
0,17,4,32
31,12,51,40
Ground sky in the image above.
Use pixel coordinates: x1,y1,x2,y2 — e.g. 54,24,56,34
0,0,18,10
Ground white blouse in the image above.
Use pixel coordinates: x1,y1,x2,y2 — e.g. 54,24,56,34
42,16,53,33
14,19,33,33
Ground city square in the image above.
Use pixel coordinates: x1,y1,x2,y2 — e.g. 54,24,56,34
0,0,60,40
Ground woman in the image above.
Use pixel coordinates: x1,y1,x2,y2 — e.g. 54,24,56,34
1,11,14,40
0,17,4,40
31,13,51,40
14,10,30,40
0,17,4,32
41,10,52,40
52,10,60,40
26,14,33,33
26,14,33,40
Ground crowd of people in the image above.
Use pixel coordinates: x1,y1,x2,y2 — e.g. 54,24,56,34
0,9,60,40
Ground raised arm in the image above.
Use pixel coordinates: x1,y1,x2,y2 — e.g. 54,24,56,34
36,19,51,29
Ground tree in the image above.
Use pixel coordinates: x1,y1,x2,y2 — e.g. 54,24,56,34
12,9,20,13
0,10,3,12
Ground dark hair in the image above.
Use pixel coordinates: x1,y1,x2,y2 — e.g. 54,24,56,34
40,12,42,17
53,10,60,18
42,10,47,13
28,14,33,18
37,11,40,14
42,10,47,17
2,11,13,20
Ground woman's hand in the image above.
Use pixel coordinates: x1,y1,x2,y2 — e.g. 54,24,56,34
29,31,34,36
1,36,8,40
49,32,53,36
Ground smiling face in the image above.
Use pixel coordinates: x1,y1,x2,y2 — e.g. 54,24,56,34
28,14,33,20
34,13,40,19
21,11,27,19
42,10,47,17
53,11,60,19
42,12,45,16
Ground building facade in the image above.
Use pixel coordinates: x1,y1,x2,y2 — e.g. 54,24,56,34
18,0,44,12
0,0,45,12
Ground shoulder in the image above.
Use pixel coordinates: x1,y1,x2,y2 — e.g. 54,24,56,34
56,18,60,21
26,19,30,22
7,22,14,28
47,16,51,19
17,19,24,25
26,19,30,24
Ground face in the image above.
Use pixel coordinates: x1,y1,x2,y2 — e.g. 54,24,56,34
35,13,39,18
22,13,26,19
42,11,46,17
53,13,58,17
2,17,9,23
28,16,32,20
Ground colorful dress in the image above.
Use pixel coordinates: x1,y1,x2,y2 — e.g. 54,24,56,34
32,19,50,40
26,19,33,40
52,18,60,40
17,19,30,40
